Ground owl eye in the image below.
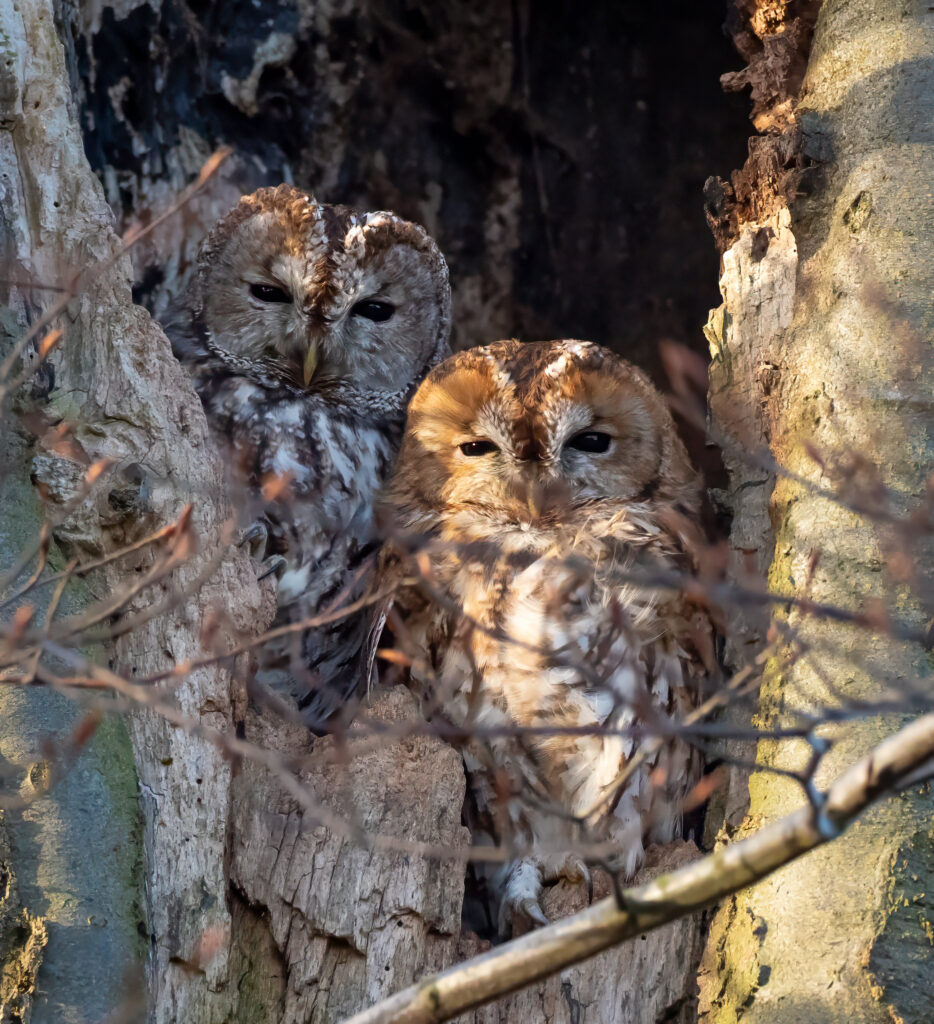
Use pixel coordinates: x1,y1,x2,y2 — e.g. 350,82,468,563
351,299,395,322
459,439,499,457
565,431,612,453
250,282,292,304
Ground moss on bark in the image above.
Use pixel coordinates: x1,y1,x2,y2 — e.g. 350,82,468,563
701,1,934,1020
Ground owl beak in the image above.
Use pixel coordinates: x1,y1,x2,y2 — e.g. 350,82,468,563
526,488,542,519
303,342,319,387
523,476,569,521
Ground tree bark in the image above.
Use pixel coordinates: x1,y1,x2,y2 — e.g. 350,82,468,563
226,687,470,1023
1,0,270,1020
699,2,934,1021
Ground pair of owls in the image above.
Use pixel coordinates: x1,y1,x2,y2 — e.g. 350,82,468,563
167,185,707,927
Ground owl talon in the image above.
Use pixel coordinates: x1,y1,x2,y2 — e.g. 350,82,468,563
498,858,548,934
560,855,590,887
240,520,269,558
519,897,549,928
258,555,287,581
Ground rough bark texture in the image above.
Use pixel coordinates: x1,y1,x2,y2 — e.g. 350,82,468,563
1,0,270,1020
224,691,704,1024
227,687,470,1024
1,3,146,1019
700,1,934,1020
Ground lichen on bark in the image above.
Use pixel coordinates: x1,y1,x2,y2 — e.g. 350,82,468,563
0,815,47,1024
866,824,934,1024
700,0,934,1020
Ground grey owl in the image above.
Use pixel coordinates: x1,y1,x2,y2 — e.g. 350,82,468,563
378,339,710,929
165,184,451,723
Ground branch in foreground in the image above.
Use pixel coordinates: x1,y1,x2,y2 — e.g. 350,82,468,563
345,713,934,1024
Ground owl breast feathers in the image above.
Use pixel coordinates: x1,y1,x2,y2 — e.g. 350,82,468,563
377,339,712,930
164,184,450,723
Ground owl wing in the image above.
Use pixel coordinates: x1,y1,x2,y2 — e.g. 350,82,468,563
363,540,436,693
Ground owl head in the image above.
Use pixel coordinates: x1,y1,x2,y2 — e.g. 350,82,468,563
384,339,699,537
194,185,451,392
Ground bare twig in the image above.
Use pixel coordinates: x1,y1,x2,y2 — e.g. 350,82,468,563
0,148,231,407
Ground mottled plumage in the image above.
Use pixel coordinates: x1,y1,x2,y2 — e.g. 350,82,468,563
165,184,450,722
378,339,709,928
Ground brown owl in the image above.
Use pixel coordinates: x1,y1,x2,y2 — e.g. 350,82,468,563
164,184,450,723
377,339,710,929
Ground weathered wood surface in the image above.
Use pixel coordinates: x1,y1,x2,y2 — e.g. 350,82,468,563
699,1,934,1021
228,687,470,1023
1,0,269,1018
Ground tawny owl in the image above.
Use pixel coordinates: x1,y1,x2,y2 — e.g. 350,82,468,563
376,339,711,929
165,184,451,723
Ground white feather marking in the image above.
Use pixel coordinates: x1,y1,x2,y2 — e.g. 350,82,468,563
270,446,312,486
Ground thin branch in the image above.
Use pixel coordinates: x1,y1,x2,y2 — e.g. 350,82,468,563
0,515,189,611
344,712,934,1024
29,651,625,864
0,148,231,407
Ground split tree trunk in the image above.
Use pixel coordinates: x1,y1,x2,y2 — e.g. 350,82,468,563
7,0,932,1021
699,2,934,1021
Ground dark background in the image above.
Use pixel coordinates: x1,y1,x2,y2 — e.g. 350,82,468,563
71,0,750,376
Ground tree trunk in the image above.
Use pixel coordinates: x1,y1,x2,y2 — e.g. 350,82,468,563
699,1,934,1021
16,0,930,1021
0,0,271,1020
226,688,471,1023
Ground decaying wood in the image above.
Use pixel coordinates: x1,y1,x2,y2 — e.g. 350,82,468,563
703,0,820,253
0,812,47,1022
226,691,708,1024
70,1,748,378
700,206,797,844
227,686,470,1023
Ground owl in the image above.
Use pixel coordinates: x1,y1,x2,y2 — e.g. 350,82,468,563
376,339,711,929
165,184,451,723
